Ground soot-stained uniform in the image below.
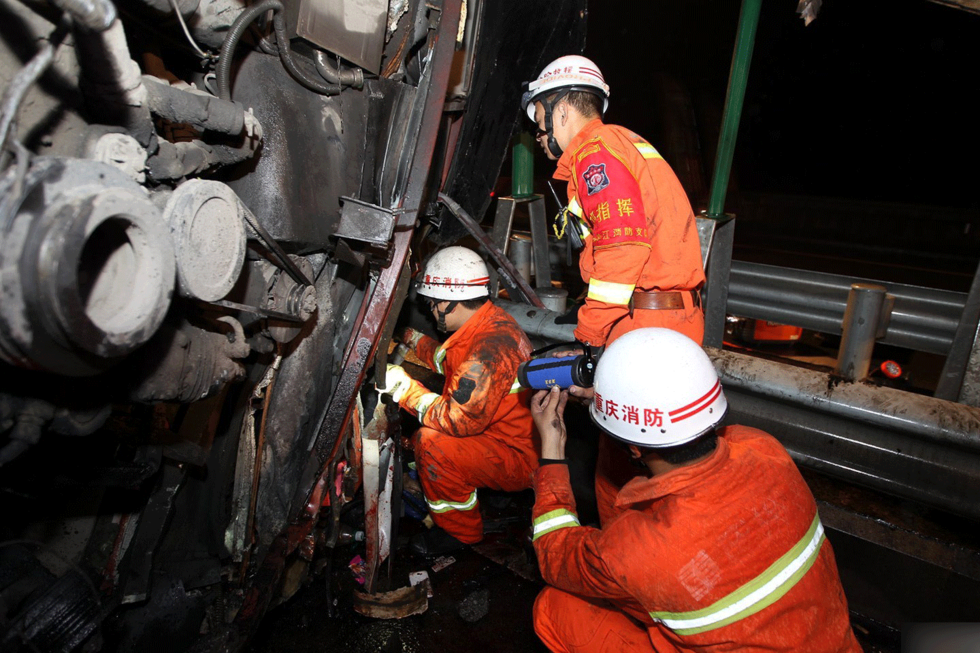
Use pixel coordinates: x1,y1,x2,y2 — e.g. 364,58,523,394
398,301,537,543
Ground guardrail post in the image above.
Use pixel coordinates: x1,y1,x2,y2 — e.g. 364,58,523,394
836,283,888,381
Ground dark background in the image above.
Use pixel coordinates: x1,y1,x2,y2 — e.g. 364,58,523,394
584,0,980,209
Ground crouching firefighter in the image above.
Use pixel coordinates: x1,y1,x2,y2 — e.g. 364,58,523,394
528,328,860,653
377,246,538,556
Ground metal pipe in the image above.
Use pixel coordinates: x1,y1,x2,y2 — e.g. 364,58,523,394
496,299,575,343
537,288,568,314
73,18,155,146
705,0,763,218
51,0,117,31
508,235,532,284
836,284,887,381
313,50,364,89
142,76,249,135
511,131,534,198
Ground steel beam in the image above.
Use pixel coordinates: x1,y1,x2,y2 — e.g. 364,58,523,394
709,346,980,520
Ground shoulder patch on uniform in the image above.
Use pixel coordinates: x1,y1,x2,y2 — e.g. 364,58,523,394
582,163,610,196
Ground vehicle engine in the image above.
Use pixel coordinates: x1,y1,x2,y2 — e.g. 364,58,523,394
0,0,584,649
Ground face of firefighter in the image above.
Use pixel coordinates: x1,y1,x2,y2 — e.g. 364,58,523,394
533,101,571,160
429,299,465,332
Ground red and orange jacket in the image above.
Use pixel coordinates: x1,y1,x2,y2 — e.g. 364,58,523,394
531,425,861,652
555,119,705,346
399,302,534,448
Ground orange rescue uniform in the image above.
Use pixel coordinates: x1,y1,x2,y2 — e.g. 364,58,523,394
399,301,537,543
531,425,861,653
554,118,705,347
556,119,708,526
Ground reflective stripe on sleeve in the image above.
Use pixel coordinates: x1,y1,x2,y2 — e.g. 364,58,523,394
568,196,584,218
650,515,826,636
532,508,581,541
415,392,439,422
587,278,635,305
433,347,446,374
509,378,524,394
427,489,478,514
634,142,663,160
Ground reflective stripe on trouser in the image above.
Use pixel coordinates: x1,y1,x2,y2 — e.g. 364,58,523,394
648,515,826,635
427,489,477,513
413,426,537,543
533,586,655,653
587,278,634,305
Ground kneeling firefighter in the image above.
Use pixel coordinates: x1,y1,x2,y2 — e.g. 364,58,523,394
529,328,860,652
378,246,538,556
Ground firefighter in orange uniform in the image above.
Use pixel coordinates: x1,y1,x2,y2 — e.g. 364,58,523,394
522,55,707,525
529,328,861,653
378,246,537,556
521,55,705,348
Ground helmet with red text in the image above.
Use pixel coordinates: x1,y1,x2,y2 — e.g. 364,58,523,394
590,328,727,447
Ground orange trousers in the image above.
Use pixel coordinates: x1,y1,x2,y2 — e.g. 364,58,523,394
534,586,654,653
413,427,536,543
596,306,704,525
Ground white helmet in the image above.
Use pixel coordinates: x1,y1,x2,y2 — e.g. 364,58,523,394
521,55,610,121
590,328,727,448
417,246,489,301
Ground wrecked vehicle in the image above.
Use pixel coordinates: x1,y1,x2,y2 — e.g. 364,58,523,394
0,0,585,648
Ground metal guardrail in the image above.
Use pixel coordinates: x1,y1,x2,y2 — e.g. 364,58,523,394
727,261,967,355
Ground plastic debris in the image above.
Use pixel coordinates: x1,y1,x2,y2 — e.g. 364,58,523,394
349,555,367,585
409,570,433,597
430,556,455,573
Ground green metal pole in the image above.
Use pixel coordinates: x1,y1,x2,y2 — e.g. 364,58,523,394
512,131,534,198
706,0,763,218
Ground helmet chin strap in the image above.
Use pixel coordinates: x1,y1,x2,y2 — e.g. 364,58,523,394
435,300,459,332
541,90,571,158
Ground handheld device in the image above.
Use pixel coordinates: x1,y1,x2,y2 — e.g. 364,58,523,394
517,344,597,390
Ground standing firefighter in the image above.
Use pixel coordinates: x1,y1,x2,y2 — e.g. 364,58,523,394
521,55,705,348
378,247,538,556
522,55,708,525
529,328,861,653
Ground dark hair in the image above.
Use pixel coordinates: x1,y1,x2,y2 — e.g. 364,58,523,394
645,430,719,465
460,297,489,310
560,91,603,119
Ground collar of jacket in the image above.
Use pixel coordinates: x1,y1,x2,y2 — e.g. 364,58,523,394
553,118,606,182
614,434,732,509
439,299,495,352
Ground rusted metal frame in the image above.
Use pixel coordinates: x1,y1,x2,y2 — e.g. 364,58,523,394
220,5,460,642
303,0,462,491
437,192,545,308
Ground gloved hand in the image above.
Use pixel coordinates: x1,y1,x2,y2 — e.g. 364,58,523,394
400,327,424,349
377,364,413,403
